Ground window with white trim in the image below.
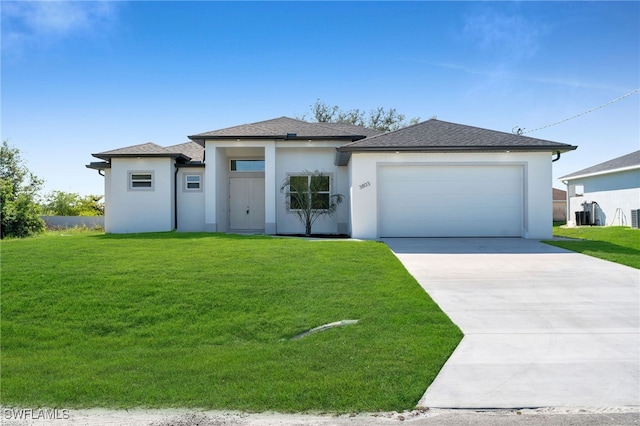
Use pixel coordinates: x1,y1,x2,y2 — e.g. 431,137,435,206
129,172,153,190
288,174,331,210
184,174,202,191
230,159,265,171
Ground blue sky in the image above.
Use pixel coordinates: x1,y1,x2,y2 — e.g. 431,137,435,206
2,1,638,196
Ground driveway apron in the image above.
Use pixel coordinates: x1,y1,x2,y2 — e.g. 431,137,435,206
384,238,640,409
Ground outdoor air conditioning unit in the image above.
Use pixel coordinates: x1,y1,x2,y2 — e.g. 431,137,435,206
631,209,640,229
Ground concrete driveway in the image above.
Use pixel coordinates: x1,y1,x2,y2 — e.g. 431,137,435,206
383,238,640,409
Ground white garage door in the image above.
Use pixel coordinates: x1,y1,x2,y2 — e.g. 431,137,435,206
378,164,523,237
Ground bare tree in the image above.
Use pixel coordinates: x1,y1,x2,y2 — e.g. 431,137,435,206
300,99,419,132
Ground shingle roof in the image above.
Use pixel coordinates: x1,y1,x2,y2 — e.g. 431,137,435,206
92,142,193,162
188,116,375,142
560,150,640,180
165,141,205,163
338,119,577,152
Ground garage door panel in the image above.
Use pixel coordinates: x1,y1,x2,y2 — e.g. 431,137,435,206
379,165,523,237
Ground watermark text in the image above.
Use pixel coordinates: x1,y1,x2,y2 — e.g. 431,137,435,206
3,408,70,421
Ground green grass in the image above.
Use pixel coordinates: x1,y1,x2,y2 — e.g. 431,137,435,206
546,225,640,269
0,232,462,412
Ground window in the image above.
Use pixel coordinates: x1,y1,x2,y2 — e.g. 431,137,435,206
184,174,202,191
288,174,331,210
231,159,265,171
129,172,153,190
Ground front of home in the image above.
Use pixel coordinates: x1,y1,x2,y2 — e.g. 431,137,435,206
87,117,576,239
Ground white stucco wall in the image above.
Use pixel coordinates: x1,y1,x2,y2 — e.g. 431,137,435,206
177,168,205,231
275,147,349,235
107,157,175,233
565,169,640,226
104,168,113,232
348,151,554,239
202,140,348,236
205,144,268,233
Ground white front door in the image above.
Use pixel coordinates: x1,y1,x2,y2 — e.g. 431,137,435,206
229,177,265,230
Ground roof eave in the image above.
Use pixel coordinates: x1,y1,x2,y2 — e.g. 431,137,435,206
188,134,367,144
177,162,206,168
337,145,578,153
334,150,351,166
86,162,111,170
91,153,191,161
560,164,640,181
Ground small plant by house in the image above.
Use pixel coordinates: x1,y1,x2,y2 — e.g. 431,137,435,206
280,170,344,236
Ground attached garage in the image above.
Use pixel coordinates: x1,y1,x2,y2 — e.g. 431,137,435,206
378,164,523,237
339,119,577,240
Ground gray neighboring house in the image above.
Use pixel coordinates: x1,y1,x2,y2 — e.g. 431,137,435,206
560,150,640,227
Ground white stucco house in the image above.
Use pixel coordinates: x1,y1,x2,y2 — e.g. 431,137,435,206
86,117,577,239
560,150,640,227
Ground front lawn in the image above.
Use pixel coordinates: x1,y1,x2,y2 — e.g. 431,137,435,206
0,232,462,412
546,225,640,269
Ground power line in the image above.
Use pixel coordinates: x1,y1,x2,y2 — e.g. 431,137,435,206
512,88,640,136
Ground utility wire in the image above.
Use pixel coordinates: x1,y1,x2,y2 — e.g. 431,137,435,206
513,88,640,135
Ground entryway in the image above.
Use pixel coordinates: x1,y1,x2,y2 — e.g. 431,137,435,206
229,177,265,231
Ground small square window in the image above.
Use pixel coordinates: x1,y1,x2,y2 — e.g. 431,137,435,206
129,172,153,190
185,174,201,190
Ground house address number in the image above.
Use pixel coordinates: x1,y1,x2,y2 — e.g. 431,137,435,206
359,181,371,190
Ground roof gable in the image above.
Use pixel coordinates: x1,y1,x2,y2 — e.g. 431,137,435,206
188,116,375,142
560,150,640,180
338,119,577,152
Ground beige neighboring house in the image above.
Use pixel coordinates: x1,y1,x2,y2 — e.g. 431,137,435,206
553,188,567,222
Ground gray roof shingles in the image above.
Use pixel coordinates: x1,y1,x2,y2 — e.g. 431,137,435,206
165,141,205,163
89,117,376,168
188,116,375,141
92,142,196,162
339,119,577,152
94,142,172,157
88,117,578,171
560,150,640,179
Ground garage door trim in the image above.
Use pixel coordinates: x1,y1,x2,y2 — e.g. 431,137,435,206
376,161,526,238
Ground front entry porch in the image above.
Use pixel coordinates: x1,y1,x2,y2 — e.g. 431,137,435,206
204,144,277,234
